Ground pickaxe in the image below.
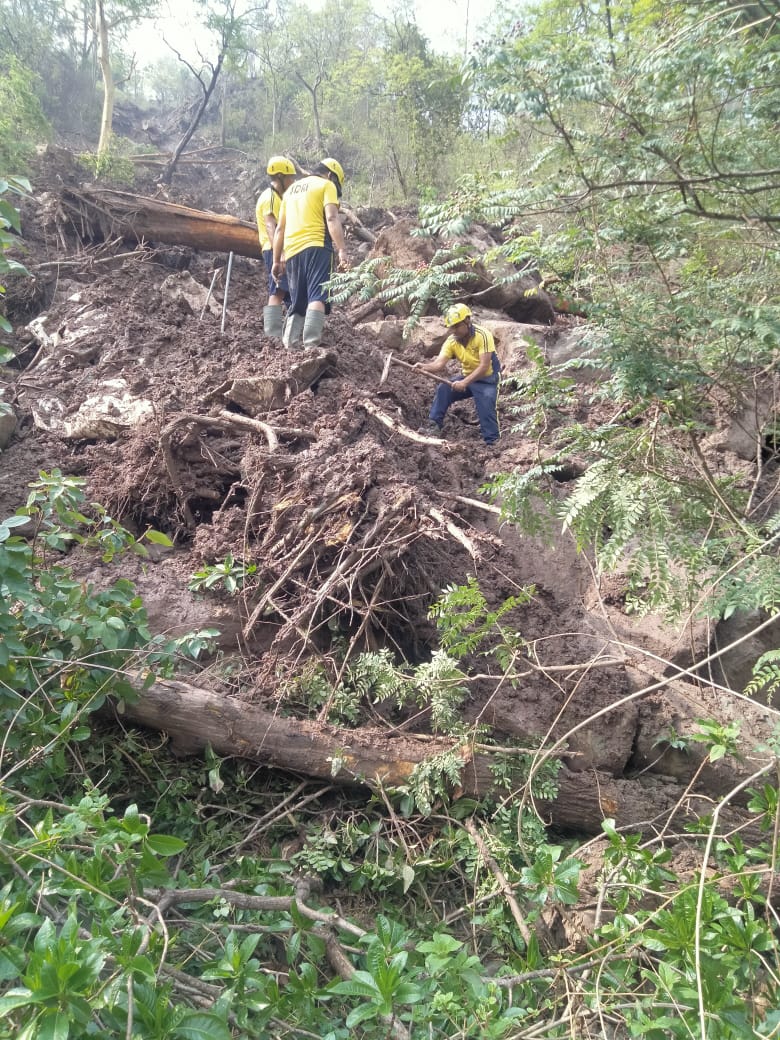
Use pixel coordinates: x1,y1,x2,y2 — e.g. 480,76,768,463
379,352,453,387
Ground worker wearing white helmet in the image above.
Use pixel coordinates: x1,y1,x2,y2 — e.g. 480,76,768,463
255,155,297,341
417,303,502,446
271,158,349,349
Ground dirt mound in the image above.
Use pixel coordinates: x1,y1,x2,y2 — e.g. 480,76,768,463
8,147,772,805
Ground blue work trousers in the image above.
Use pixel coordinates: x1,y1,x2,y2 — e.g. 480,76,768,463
286,246,334,316
429,360,501,445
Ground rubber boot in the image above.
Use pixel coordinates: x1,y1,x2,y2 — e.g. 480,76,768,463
282,312,305,349
263,304,283,340
302,308,326,350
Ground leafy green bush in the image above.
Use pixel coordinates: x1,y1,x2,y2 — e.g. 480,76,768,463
0,176,30,345
0,59,49,172
78,136,136,184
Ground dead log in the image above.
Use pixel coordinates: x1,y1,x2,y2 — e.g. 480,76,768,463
60,187,263,260
58,190,375,261
116,676,765,839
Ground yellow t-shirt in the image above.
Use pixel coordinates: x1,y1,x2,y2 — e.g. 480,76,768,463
255,187,282,251
278,176,339,260
442,324,498,376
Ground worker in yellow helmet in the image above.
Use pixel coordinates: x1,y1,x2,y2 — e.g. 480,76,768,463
417,303,502,446
255,155,297,340
271,158,349,349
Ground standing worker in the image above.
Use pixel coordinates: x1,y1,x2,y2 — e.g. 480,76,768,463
271,158,349,349
417,304,502,446
255,155,297,341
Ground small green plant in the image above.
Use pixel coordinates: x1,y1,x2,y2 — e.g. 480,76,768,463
329,927,425,1030
403,749,466,816
652,725,691,752
506,341,578,435
689,718,741,763
428,576,534,663
188,553,257,594
77,136,136,183
0,59,49,171
405,650,468,734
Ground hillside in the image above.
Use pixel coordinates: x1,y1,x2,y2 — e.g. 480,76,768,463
1,145,780,1038
2,145,778,825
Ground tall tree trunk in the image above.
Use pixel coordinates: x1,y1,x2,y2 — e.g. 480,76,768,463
388,143,408,197
296,72,324,153
604,0,617,69
96,0,114,156
161,51,225,185
220,72,228,147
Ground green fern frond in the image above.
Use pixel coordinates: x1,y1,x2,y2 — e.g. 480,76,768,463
344,648,405,703
744,649,780,703
412,651,469,734
404,749,466,816
324,256,389,306
324,248,478,336
428,576,533,661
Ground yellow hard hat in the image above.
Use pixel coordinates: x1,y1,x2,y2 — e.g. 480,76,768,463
267,155,296,176
320,157,345,190
443,303,473,327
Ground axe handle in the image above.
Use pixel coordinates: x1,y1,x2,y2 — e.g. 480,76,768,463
387,354,454,386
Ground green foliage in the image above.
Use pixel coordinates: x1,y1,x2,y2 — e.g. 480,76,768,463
3,4,780,1037
429,575,534,663
505,340,578,436
329,922,425,1028
188,552,257,594
0,471,212,794
282,644,476,735
429,0,780,623
689,718,742,763
0,58,49,171
745,649,780,704
403,749,467,817
409,650,469,734
324,247,479,335
0,176,30,342
590,816,780,1039
77,136,136,184
0,466,777,1038
417,172,529,238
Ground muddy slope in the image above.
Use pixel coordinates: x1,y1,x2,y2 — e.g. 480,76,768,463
2,148,777,822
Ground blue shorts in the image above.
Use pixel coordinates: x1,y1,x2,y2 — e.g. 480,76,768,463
263,249,289,298
286,246,334,316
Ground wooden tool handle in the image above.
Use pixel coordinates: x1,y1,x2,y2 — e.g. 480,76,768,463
390,355,453,386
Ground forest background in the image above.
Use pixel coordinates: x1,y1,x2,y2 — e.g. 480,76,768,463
1,1,780,1039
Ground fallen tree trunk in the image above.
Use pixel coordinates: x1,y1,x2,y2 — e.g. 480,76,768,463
117,676,766,839
61,187,264,259
58,189,379,262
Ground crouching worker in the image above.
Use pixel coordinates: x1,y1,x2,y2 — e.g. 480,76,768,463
417,304,501,445
256,155,297,340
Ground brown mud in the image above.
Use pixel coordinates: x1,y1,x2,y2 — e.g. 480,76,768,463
2,146,778,826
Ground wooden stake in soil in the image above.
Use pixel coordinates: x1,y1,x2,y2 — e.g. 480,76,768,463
220,252,234,335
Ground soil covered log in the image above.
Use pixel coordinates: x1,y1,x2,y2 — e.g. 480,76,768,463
119,677,765,839
60,187,263,259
